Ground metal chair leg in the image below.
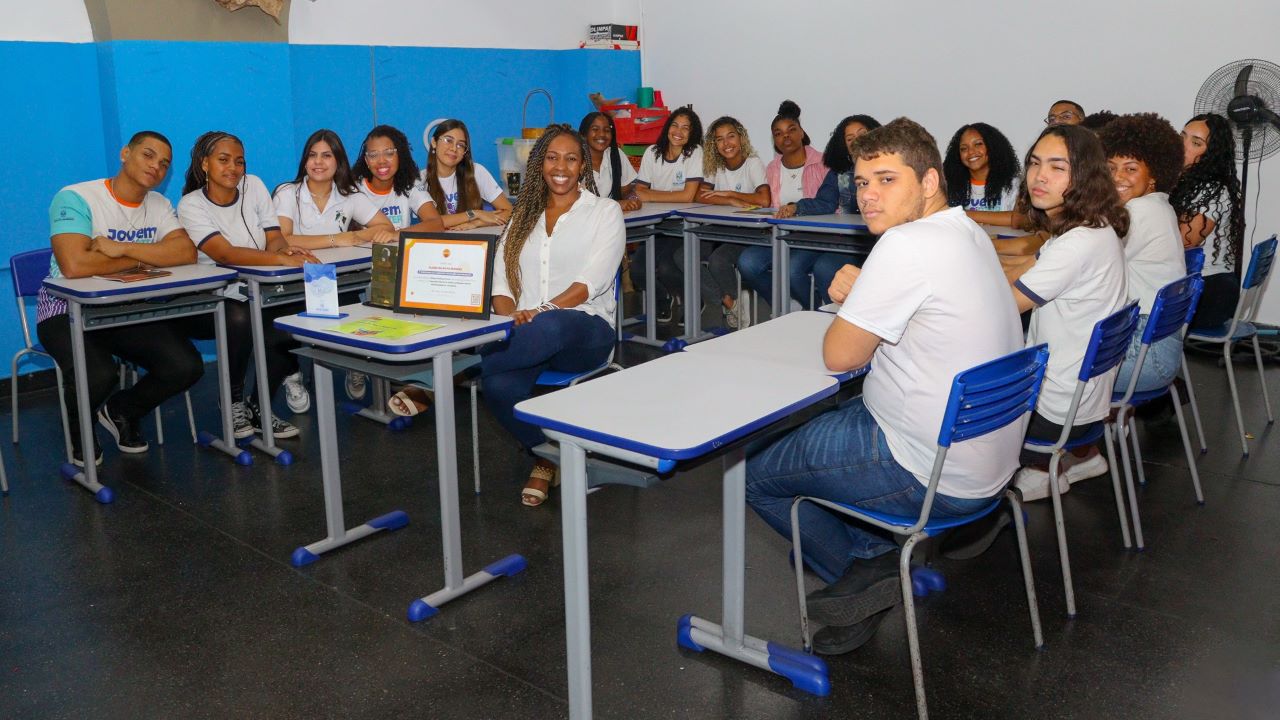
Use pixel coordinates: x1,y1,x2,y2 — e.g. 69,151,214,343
1126,415,1147,486
1119,415,1145,550
10,351,21,444
1252,336,1273,424
1181,354,1207,454
1047,450,1077,617
471,382,480,495
185,392,197,443
899,533,929,720
1222,341,1249,455
55,365,72,463
1103,420,1133,549
790,497,813,652
1169,385,1205,505
1007,491,1043,648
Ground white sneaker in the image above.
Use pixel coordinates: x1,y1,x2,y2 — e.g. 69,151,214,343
723,302,743,330
789,298,804,313
283,371,310,414
737,289,754,328
345,371,368,400
1063,452,1110,485
1014,466,1070,502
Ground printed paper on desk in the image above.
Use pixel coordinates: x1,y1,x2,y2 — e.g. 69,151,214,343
394,232,495,320
303,263,341,317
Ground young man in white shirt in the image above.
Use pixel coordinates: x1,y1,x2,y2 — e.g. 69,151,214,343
745,118,1025,655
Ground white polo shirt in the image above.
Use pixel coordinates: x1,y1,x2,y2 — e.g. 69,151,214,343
178,174,279,264
357,179,433,230
707,155,767,194
1122,192,1186,314
492,190,625,326
837,206,1025,499
591,148,639,197
274,181,381,235
1016,224,1128,425
636,146,704,191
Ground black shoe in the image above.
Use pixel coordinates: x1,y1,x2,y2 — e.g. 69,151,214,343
940,511,1012,561
806,551,901,627
244,401,300,439
812,607,892,656
97,404,149,454
70,439,104,468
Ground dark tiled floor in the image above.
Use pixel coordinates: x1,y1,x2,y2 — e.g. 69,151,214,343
1,342,1278,719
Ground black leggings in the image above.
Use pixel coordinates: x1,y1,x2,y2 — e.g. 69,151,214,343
1019,411,1099,465
1189,272,1240,331
179,299,299,404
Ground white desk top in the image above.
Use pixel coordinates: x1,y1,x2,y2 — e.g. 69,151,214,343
770,213,870,232
450,225,505,237
220,245,373,278
274,301,513,359
676,205,774,225
623,202,707,226
514,351,837,460
685,311,866,382
42,263,239,303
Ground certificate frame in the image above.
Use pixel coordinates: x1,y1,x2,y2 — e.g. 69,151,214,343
393,231,497,320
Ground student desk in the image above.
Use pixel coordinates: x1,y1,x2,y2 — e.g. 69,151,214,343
672,205,777,347
219,245,373,463
42,264,245,503
684,309,867,383
621,203,708,349
515,314,864,719
274,303,525,618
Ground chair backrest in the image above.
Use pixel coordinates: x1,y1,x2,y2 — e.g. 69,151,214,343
1077,301,1140,382
1183,247,1204,275
1143,274,1204,345
937,344,1050,448
10,248,52,298
1241,235,1278,291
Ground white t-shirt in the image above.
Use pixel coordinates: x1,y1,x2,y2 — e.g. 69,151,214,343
1198,185,1235,276
707,156,767,194
492,190,625,326
836,207,1025,499
591,148,639,197
422,163,505,215
1016,225,1128,425
274,181,381,235
636,146,704,192
778,162,805,205
1122,192,1186,314
178,175,279,264
357,179,433,230
964,181,1019,212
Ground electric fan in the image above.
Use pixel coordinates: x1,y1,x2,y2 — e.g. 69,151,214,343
1193,59,1280,213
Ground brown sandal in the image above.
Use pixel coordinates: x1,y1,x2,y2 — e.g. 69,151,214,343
521,462,560,507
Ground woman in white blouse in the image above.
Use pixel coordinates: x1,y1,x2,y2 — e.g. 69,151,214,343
481,124,625,507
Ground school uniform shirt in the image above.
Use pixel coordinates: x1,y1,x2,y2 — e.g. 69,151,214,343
836,206,1024,499
1016,225,1128,425
964,181,1020,212
38,178,184,322
777,162,806,205
1122,192,1186,314
636,146,704,191
492,189,625,327
357,179,433,230
422,164,505,215
707,156,767,194
591,148,639,197
274,181,381,235
178,174,279,265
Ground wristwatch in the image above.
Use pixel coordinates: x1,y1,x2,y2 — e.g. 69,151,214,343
466,209,476,220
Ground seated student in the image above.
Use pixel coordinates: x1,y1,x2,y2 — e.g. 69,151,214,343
943,122,1023,228
737,101,830,310
353,124,445,232
479,124,624,507
178,131,311,439
745,118,1024,655
788,114,881,307
276,128,397,401
694,115,770,329
423,119,513,230
1045,99,1085,127
37,131,204,466
1172,113,1245,330
1004,124,1129,499
580,111,642,211
632,106,703,321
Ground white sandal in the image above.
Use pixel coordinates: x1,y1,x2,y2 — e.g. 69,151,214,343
386,385,433,417
521,463,560,507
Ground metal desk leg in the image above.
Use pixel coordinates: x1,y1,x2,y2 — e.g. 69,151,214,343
777,229,792,318
290,361,408,566
58,301,113,504
407,352,526,620
196,300,252,465
559,440,593,719
675,226,716,349
676,447,830,696
621,233,665,349
246,278,289,464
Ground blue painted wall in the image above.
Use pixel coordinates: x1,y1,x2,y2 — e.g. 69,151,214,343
0,40,641,380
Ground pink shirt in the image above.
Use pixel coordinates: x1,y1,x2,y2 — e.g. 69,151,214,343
766,145,828,206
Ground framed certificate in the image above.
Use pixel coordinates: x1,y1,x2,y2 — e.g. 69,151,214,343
393,232,497,320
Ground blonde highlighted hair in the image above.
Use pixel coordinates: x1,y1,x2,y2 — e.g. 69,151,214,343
702,116,757,177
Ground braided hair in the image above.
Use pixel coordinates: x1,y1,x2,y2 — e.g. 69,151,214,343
579,111,625,201
1170,113,1244,271
943,122,1020,209
353,125,420,196
500,125,599,303
183,130,243,195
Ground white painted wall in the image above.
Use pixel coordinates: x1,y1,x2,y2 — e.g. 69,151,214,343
0,0,93,42
641,0,1280,319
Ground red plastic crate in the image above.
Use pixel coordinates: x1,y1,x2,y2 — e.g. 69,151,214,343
604,104,670,146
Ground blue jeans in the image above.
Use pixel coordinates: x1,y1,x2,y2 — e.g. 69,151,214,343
736,246,821,310
809,253,861,307
745,397,994,584
480,310,614,450
1115,316,1183,394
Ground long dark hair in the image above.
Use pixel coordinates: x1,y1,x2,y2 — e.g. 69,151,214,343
1170,113,1244,271
352,124,420,197
425,119,482,212
943,122,1020,208
284,129,358,196
579,111,624,201
772,100,811,154
1022,124,1129,237
822,115,881,174
652,106,702,162
183,130,242,195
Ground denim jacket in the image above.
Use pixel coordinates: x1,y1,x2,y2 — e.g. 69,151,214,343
795,169,856,216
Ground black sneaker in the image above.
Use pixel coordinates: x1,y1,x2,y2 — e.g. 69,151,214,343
97,404,149,454
71,438,104,468
812,606,893,656
805,551,901,627
245,401,300,439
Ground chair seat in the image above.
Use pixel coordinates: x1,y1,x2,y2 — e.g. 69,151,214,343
1187,320,1257,342
537,362,610,387
1113,386,1172,406
1022,421,1105,451
827,496,1005,538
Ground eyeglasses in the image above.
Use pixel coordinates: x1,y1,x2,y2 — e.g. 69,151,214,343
1044,111,1080,125
364,148,398,160
437,135,469,153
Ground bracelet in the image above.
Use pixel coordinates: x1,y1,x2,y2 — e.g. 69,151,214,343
534,301,559,313
327,234,336,248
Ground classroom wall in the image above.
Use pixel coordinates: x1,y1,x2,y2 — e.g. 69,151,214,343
640,0,1280,320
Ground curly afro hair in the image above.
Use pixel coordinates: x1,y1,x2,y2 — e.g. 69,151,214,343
1096,113,1184,193
942,122,1020,208
1081,110,1118,130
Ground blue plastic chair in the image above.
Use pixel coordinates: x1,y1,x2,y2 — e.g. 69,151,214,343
1186,235,1277,456
1022,300,1140,618
789,344,1050,720
1108,275,1204,551
533,271,624,388
1184,246,1205,275
10,249,72,461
